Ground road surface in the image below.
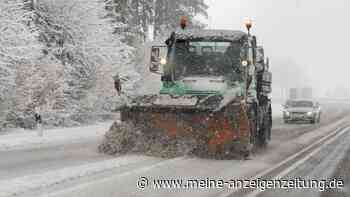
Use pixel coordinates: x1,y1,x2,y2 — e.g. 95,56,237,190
0,102,349,197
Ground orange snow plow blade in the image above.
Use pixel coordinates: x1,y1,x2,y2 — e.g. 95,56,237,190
120,103,252,155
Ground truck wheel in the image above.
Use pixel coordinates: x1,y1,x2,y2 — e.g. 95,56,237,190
257,116,270,147
311,119,316,124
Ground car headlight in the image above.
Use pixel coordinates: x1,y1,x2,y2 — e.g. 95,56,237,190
307,112,313,116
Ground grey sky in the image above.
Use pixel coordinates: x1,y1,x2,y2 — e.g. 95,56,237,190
205,0,350,96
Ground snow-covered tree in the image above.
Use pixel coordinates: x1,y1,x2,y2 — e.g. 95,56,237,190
35,0,137,122
0,0,42,128
2,0,209,129
105,0,209,42
153,0,208,38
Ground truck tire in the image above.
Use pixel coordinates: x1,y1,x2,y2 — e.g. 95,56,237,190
244,105,258,159
250,103,268,148
257,115,269,147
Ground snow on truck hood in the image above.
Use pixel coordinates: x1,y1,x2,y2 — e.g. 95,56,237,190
130,76,242,109
154,77,242,108
180,76,229,92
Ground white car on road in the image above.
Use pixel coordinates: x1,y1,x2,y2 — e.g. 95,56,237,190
283,99,321,124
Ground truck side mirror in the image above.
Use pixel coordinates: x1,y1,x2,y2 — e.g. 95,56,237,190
149,45,167,74
255,46,265,72
256,47,264,63
265,57,270,71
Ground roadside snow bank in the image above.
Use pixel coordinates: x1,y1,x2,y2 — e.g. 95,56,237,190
0,122,112,151
0,155,151,197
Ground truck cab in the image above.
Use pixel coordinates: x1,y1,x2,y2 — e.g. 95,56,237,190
150,29,271,100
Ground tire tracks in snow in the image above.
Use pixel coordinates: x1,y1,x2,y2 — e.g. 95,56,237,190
0,155,187,197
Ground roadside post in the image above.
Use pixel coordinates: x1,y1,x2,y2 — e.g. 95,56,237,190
34,108,43,137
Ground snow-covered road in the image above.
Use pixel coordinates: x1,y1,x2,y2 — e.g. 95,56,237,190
0,155,156,197
0,122,112,152
0,103,348,197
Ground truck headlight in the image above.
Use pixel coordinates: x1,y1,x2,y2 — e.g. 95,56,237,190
307,112,313,116
160,58,167,65
242,60,248,67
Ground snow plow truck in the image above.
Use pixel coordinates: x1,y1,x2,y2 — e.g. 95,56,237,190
100,19,272,158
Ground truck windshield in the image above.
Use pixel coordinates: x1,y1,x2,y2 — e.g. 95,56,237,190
172,40,242,79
